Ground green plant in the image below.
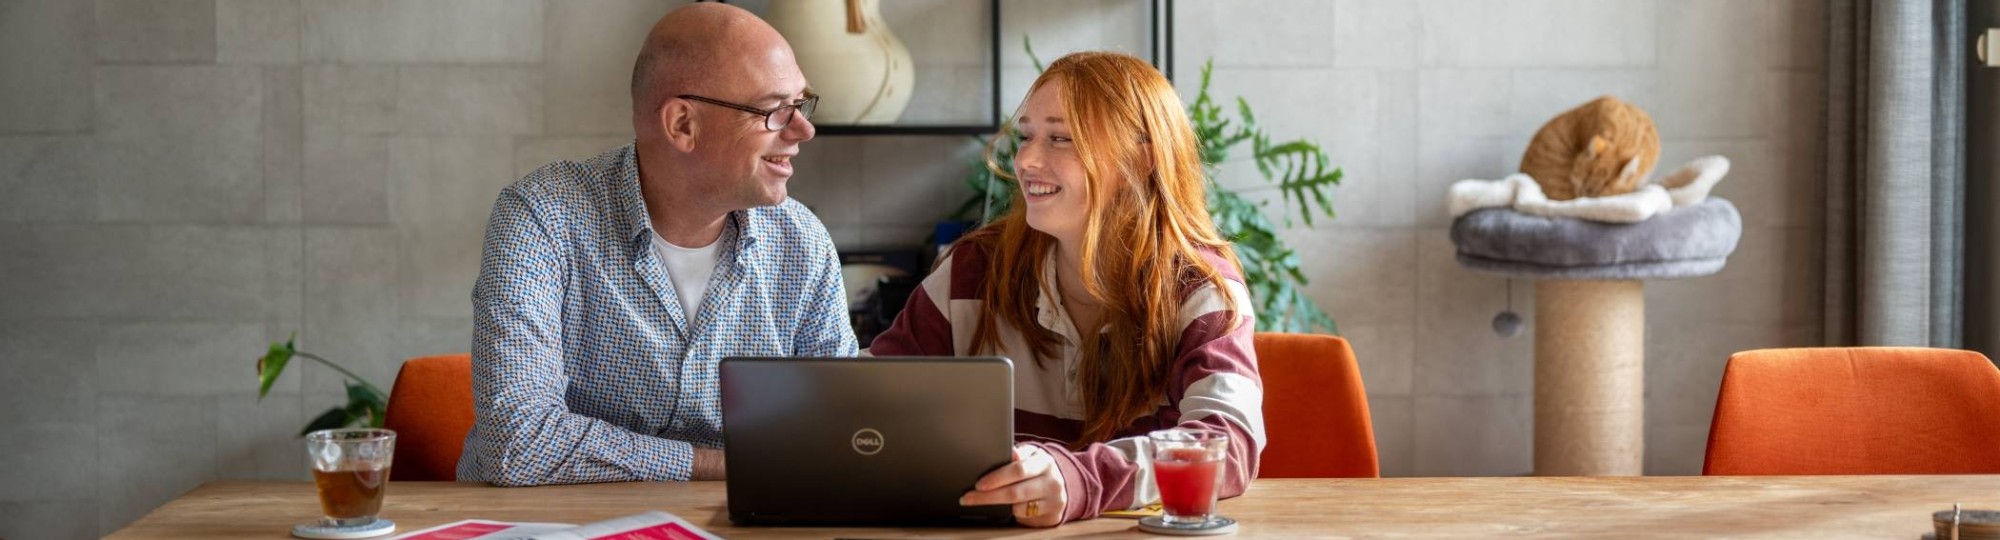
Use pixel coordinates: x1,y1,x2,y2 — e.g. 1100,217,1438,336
957,52,1343,334
256,333,389,435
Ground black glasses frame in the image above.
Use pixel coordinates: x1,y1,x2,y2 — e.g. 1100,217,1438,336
677,93,819,131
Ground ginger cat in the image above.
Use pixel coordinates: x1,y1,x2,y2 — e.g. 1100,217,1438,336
1519,96,1660,201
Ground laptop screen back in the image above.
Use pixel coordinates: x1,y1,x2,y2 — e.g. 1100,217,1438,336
720,356,1015,526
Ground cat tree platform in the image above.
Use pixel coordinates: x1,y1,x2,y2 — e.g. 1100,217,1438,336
1450,199,1742,476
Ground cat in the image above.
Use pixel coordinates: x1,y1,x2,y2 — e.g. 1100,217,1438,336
1519,96,1660,201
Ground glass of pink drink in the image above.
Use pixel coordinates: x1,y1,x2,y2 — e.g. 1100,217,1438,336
1146,429,1228,526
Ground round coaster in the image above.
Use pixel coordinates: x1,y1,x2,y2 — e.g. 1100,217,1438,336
1137,515,1238,536
291,518,396,539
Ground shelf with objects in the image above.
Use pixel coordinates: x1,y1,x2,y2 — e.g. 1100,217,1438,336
755,0,1176,136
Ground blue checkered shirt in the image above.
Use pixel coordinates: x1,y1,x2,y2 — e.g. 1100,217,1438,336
457,142,858,486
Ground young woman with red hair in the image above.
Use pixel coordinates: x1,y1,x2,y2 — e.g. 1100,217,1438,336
868,51,1264,527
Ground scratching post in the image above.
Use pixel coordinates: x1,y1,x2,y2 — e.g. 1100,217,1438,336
1449,198,1742,476
1533,279,1645,476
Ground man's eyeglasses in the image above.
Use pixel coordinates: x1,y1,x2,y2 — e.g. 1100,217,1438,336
678,93,819,131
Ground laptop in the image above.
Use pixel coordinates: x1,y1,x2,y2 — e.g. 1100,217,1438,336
719,356,1016,526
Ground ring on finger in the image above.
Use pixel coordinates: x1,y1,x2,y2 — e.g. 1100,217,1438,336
1024,500,1041,518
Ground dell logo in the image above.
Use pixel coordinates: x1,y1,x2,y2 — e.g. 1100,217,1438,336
851,428,884,456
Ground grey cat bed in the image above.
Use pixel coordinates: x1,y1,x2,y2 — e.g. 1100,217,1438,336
1450,198,1742,280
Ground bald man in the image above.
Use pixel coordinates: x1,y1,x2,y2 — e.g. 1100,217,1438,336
458,3,856,486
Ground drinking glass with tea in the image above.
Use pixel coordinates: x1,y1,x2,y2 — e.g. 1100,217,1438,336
293,428,397,539
1138,428,1237,535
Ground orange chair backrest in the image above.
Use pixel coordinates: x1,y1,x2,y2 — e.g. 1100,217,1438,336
382,353,475,481
1253,332,1379,478
1703,347,2000,475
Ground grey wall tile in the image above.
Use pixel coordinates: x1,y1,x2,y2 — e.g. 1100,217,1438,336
0,136,94,222
217,0,301,64
1341,323,1414,397
0,225,288,320
303,0,542,64
544,0,671,136
303,133,390,224
789,138,865,229
1508,69,1660,130
1288,227,1418,326
298,317,404,400
97,396,215,535
397,221,485,320
1366,395,1414,477
397,317,476,358
1645,322,1818,429
301,227,403,391
858,137,980,227
304,227,399,323
265,68,304,224
881,0,987,66
514,137,632,180
1203,68,1397,224
305,66,398,135
1413,394,1532,476
1417,0,1656,68
95,0,215,63
1645,226,1819,326
1768,70,1823,178
388,136,516,225
1414,229,1533,396
899,65,995,126
998,0,1147,70
1190,0,1335,68
93,66,263,223
1333,0,1418,68
0,501,99,540
1658,139,1814,228
396,66,542,135
97,323,272,397
0,0,93,133
216,393,306,481
1419,69,1516,139
0,321,100,424
1656,0,1774,139
0,422,98,501
1414,137,1516,226
1644,421,1711,476
1770,0,1822,70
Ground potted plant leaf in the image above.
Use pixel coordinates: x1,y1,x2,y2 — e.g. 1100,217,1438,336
256,333,389,435
959,42,1342,333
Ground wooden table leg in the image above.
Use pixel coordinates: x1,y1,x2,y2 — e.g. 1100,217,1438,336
1533,279,1645,476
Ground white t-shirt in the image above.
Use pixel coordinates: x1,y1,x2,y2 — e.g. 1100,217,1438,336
650,230,724,320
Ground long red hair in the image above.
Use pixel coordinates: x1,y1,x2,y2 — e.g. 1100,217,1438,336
966,51,1241,446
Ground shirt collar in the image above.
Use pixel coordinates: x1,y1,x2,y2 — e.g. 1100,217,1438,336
614,142,763,253
1034,254,1082,341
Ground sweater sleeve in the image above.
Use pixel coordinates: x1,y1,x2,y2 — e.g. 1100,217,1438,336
863,252,961,357
1025,278,1264,523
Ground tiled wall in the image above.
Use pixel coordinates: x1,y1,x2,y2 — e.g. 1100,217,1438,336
0,1,1822,537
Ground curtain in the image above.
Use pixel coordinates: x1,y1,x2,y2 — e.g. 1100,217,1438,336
1822,0,1966,347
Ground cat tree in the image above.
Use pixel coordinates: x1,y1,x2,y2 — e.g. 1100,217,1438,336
1450,194,1742,476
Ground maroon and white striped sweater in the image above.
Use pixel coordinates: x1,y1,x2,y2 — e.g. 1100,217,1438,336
868,241,1265,524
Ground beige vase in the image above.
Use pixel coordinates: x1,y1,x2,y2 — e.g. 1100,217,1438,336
765,0,914,124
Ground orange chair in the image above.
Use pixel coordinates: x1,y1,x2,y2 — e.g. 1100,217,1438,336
382,353,475,481
1703,347,2000,475
1253,332,1379,478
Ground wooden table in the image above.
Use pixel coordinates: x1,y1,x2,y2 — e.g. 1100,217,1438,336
109,476,2000,539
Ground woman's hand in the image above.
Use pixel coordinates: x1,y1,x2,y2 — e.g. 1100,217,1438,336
959,444,1068,527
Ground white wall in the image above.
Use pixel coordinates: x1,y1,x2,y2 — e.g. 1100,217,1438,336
0,1,1822,537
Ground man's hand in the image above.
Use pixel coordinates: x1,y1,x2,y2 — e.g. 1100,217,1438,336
959,444,1067,527
692,447,726,481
